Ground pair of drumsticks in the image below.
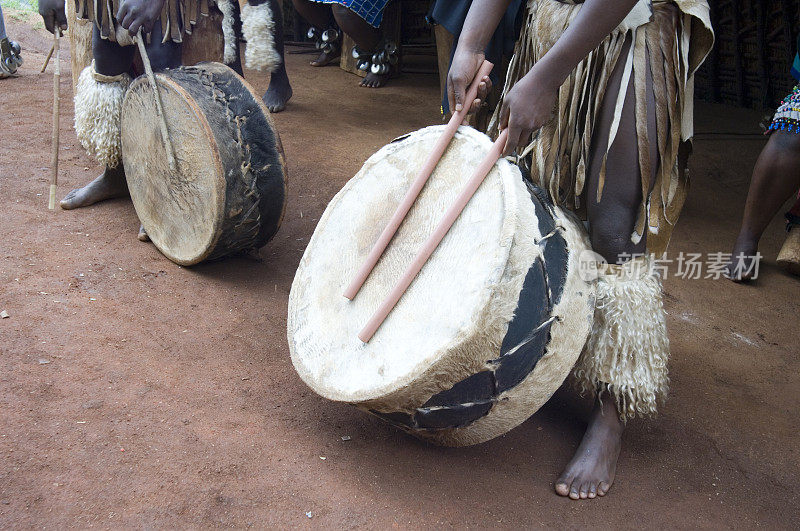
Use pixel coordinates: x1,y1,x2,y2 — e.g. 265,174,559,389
345,60,510,343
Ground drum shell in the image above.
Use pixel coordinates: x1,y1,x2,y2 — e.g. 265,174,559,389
122,63,286,264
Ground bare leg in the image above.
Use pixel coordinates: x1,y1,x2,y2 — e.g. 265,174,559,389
555,35,656,500
63,22,181,221
331,5,388,88
228,0,244,76
726,131,800,281
262,0,292,112
61,28,133,210
292,0,339,66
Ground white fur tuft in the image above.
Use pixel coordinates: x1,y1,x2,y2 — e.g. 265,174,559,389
572,256,670,421
218,0,237,64
73,64,131,169
241,2,281,73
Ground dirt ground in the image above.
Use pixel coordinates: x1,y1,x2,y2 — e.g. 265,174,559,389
1,13,799,529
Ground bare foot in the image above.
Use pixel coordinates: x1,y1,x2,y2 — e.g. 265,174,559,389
310,48,340,67
60,166,128,210
359,71,389,88
138,225,150,242
262,69,293,113
555,395,623,500
726,235,760,282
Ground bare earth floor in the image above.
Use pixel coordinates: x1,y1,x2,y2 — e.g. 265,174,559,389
1,16,798,528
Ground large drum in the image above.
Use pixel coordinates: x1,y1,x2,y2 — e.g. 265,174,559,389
121,62,286,265
288,126,595,447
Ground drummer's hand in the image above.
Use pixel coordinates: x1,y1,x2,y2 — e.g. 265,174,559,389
498,64,559,156
117,0,167,36
447,47,491,117
38,0,67,35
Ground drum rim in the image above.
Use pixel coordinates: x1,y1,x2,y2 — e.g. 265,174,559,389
122,73,227,265
288,125,521,403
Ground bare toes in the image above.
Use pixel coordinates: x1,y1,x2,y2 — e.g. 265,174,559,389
555,481,570,497
598,481,611,496
579,482,589,499
588,483,597,499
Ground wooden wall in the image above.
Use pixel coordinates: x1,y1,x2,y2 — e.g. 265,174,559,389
695,0,800,110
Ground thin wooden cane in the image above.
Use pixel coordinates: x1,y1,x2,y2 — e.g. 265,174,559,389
48,32,60,210
343,60,495,300
136,30,177,172
358,128,510,343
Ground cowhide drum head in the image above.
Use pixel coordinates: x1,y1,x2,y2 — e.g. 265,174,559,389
288,126,595,446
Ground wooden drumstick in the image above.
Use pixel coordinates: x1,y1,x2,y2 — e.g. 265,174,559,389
343,60,495,300
48,32,60,210
136,30,177,172
359,128,510,343
41,43,55,73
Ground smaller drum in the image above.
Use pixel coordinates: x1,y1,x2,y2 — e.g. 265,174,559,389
288,126,595,447
121,62,286,265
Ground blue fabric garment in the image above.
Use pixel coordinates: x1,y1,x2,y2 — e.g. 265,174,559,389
309,0,390,28
429,0,524,114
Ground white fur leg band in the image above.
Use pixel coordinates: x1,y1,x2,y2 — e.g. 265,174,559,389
73,62,131,169
573,257,670,421
241,2,281,73
218,0,237,65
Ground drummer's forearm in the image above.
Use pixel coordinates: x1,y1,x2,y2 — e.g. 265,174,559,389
531,0,638,89
457,0,513,54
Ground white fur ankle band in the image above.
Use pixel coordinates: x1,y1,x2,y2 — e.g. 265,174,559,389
241,2,281,73
217,0,237,65
572,256,670,421
74,62,131,169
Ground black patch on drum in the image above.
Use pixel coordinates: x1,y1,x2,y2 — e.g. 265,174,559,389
525,181,557,240
414,401,494,430
492,320,553,393
541,231,568,306
390,133,412,144
499,258,550,355
370,410,415,429
422,371,496,408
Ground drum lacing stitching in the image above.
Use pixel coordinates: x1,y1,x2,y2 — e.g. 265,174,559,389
195,68,264,247
535,224,567,322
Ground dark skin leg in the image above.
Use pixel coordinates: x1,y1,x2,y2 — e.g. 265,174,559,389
330,5,388,88
555,35,658,500
726,131,800,281
228,0,244,76
291,0,340,66
261,0,292,112
62,23,180,241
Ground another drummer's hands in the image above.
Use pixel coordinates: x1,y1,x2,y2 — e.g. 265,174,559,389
498,64,559,156
38,0,67,35
117,0,167,36
447,47,491,118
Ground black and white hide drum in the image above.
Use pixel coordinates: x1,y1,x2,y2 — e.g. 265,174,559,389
288,126,595,446
121,62,286,265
